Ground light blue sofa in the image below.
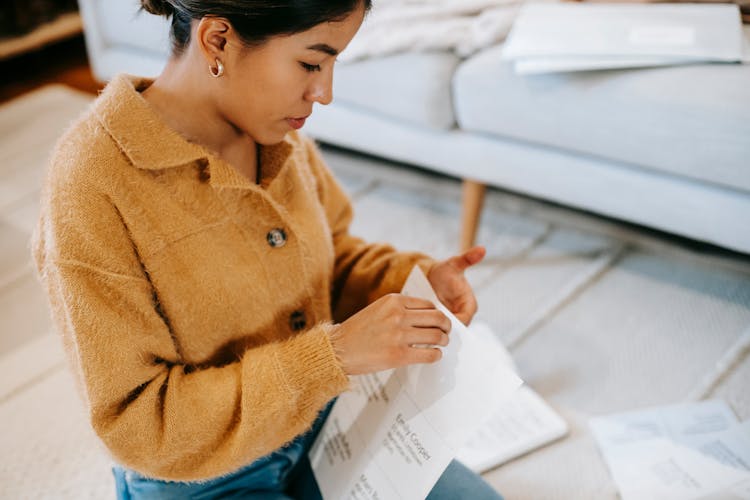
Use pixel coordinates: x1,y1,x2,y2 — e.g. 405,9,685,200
78,0,750,254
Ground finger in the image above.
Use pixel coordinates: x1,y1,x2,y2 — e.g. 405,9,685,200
452,298,478,326
407,309,452,333
455,311,471,326
451,292,478,325
408,328,449,347
400,295,437,310
408,346,443,365
454,306,477,326
448,246,486,271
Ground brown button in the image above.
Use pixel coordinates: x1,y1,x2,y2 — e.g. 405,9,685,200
290,310,306,331
267,228,287,248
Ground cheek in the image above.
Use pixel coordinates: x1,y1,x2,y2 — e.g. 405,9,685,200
255,82,306,122
262,60,310,99
220,64,307,139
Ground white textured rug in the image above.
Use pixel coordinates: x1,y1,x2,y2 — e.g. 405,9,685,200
1,85,749,499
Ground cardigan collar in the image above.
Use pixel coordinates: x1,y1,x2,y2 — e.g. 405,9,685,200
93,74,294,188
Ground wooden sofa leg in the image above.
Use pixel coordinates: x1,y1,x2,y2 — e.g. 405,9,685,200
460,179,486,252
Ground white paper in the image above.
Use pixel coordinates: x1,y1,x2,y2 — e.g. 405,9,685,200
590,401,750,500
513,55,705,75
457,385,568,472
455,323,568,472
628,26,695,47
309,266,523,499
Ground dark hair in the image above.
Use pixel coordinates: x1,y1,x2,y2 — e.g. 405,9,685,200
140,0,372,55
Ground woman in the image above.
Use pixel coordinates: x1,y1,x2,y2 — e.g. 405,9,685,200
33,0,499,498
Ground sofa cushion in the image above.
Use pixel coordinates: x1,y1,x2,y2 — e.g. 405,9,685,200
335,51,460,130
453,44,750,193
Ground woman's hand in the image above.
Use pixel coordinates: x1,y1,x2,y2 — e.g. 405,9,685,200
427,246,486,325
329,294,452,375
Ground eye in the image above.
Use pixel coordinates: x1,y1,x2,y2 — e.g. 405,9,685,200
300,62,322,73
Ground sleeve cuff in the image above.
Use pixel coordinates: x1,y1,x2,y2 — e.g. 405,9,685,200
272,324,350,415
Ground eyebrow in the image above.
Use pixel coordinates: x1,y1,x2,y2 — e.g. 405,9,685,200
307,43,339,56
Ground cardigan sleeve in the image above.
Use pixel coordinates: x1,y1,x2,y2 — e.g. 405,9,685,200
300,135,436,323
32,172,349,481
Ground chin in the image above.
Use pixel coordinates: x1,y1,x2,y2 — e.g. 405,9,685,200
254,127,291,146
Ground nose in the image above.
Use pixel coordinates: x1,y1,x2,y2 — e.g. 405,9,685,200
305,69,333,105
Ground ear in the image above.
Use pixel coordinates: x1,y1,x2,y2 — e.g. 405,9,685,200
195,17,232,65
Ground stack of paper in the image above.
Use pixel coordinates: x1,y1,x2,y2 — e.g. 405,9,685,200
502,3,747,74
590,400,750,500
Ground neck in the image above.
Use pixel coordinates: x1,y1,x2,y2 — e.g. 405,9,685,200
141,57,259,181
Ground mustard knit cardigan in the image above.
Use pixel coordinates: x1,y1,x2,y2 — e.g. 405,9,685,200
32,75,431,481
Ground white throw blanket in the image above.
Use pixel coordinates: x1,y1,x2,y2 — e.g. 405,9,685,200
340,0,552,62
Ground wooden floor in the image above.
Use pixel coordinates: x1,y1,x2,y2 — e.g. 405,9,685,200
0,35,101,104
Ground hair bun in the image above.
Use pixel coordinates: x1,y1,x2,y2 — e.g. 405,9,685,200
141,0,175,16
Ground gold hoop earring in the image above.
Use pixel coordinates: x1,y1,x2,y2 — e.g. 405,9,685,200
209,59,224,78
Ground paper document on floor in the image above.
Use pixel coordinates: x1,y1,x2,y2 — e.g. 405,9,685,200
309,266,523,499
457,385,568,473
590,400,750,500
451,320,568,472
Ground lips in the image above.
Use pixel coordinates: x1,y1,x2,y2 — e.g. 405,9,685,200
286,114,310,130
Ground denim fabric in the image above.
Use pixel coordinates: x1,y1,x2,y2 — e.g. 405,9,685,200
113,401,502,499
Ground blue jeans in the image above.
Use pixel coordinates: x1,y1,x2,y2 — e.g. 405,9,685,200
113,402,502,500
